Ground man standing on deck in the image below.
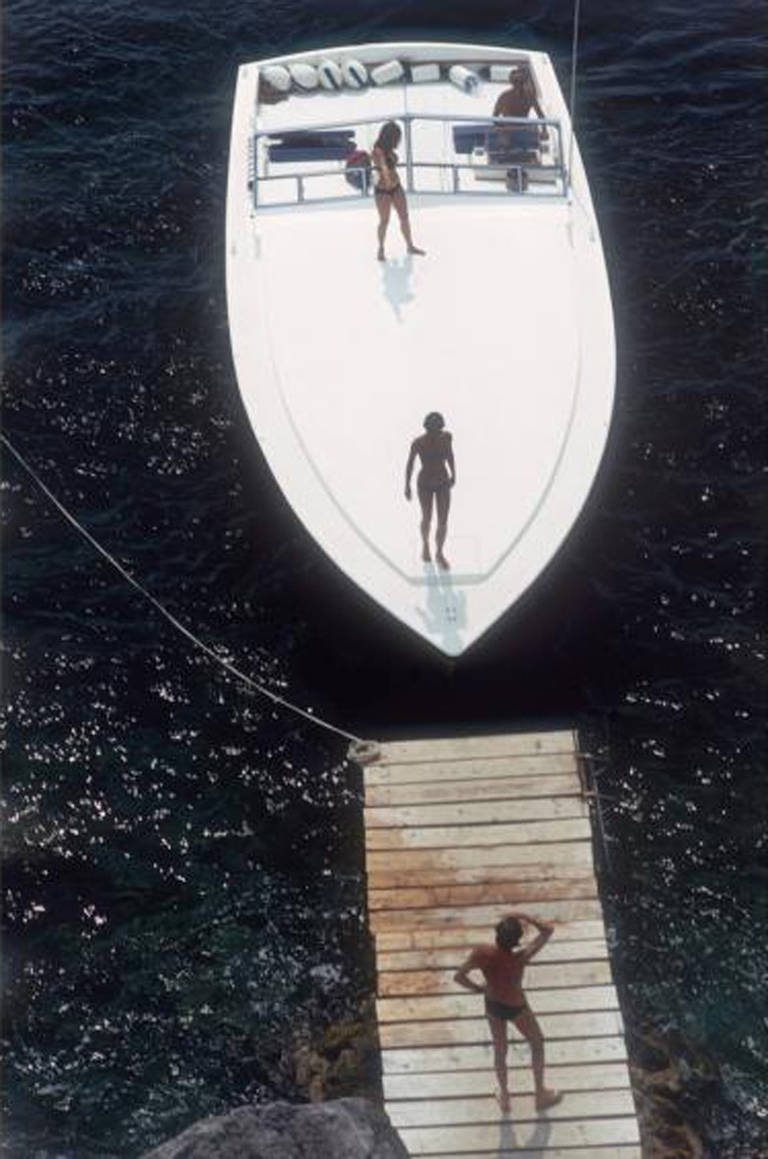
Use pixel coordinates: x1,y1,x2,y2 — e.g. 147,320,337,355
454,912,563,1115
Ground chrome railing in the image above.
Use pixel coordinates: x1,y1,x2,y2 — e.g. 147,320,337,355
250,112,565,209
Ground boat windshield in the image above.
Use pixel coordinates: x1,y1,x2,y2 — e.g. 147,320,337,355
250,113,565,208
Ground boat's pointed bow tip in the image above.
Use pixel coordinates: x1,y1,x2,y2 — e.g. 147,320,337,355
430,639,473,661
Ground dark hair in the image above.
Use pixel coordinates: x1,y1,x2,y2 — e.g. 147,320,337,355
423,411,445,432
375,120,401,153
508,66,533,91
495,916,523,951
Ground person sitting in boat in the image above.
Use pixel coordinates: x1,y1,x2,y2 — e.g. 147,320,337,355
454,912,563,1116
405,412,454,570
372,120,425,262
491,66,548,161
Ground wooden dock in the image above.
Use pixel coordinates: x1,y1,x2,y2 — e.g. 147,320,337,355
357,729,641,1157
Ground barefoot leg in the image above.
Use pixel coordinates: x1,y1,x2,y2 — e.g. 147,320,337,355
435,484,451,569
417,482,434,562
375,191,392,259
488,1016,511,1114
393,188,425,255
514,1007,561,1112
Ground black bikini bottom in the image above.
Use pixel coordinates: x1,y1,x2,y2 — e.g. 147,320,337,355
375,184,403,197
485,997,526,1022
418,478,450,494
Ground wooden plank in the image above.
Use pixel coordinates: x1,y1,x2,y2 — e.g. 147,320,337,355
365,796,587,829
381,1036,629,1074
397,1117,640,1153
378,960,613,996
369,860,597,890
422,1149,641,1159
366,752,578,786
375,919,607,951
369,876,598,912
379,1010,625,1049
365,773,581,807
377,939,609,972
377,986,619,1024
365,818,591,851
388,1089,636,1128
370,899,603,933
423,1150,641,1159
362,729,639,1154
379,731,575,764
366,841,595,878
383,1060,632,1100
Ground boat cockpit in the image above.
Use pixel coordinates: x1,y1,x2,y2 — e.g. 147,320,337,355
248,53,567,209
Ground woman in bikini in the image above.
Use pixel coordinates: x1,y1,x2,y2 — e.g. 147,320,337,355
372,120,425,261
404,412,454,570
454,913,563,1115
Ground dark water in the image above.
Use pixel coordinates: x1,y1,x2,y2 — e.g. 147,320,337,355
2,1,766,1155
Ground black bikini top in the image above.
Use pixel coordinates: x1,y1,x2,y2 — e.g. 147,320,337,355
375,146,398,169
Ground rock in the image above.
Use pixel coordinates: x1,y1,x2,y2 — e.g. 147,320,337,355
627,1025,717,1157
140,1097,409,1159
287,1000,381,1105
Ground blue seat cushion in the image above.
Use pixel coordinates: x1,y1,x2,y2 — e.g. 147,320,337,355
268,129,356,163
453,123,540,155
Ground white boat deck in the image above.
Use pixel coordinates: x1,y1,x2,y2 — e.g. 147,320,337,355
239,199,577,587
226,43,615,656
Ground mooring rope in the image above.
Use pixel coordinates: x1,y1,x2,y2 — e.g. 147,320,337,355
1,431,376,752
567,0,583,194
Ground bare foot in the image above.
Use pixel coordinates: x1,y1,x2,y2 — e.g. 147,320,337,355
422,546,431,563
494,1088,511,1115
535,1089,562,1112
407,245,426,255
377,249,385,261
436,552,450,570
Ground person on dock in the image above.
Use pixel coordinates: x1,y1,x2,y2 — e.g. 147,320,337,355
405,411,455,570
372,120,426,261
454,912,563,1116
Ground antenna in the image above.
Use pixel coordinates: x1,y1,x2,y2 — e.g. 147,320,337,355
567,0,582,196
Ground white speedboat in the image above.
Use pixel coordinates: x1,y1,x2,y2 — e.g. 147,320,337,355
226,41,614,657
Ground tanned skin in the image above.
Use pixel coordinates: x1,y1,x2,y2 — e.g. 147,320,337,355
492,69,548,182
493,69,548,132
454,913,563,1115
405,430,455,569
372,126,425,261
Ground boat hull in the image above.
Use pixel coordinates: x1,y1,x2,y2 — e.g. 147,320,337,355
226,44,615,656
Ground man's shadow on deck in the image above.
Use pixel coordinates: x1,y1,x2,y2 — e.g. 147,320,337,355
380,254,415,321
497,1114,552,1156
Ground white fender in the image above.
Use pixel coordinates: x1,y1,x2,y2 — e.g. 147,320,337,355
411,63,440,83
371,59,405,86
341,57,368,88
318,59,344,91
289,62,319,91
261,64,291,93
449,64,479,93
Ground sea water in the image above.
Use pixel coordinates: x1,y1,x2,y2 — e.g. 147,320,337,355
2,1,766,1154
